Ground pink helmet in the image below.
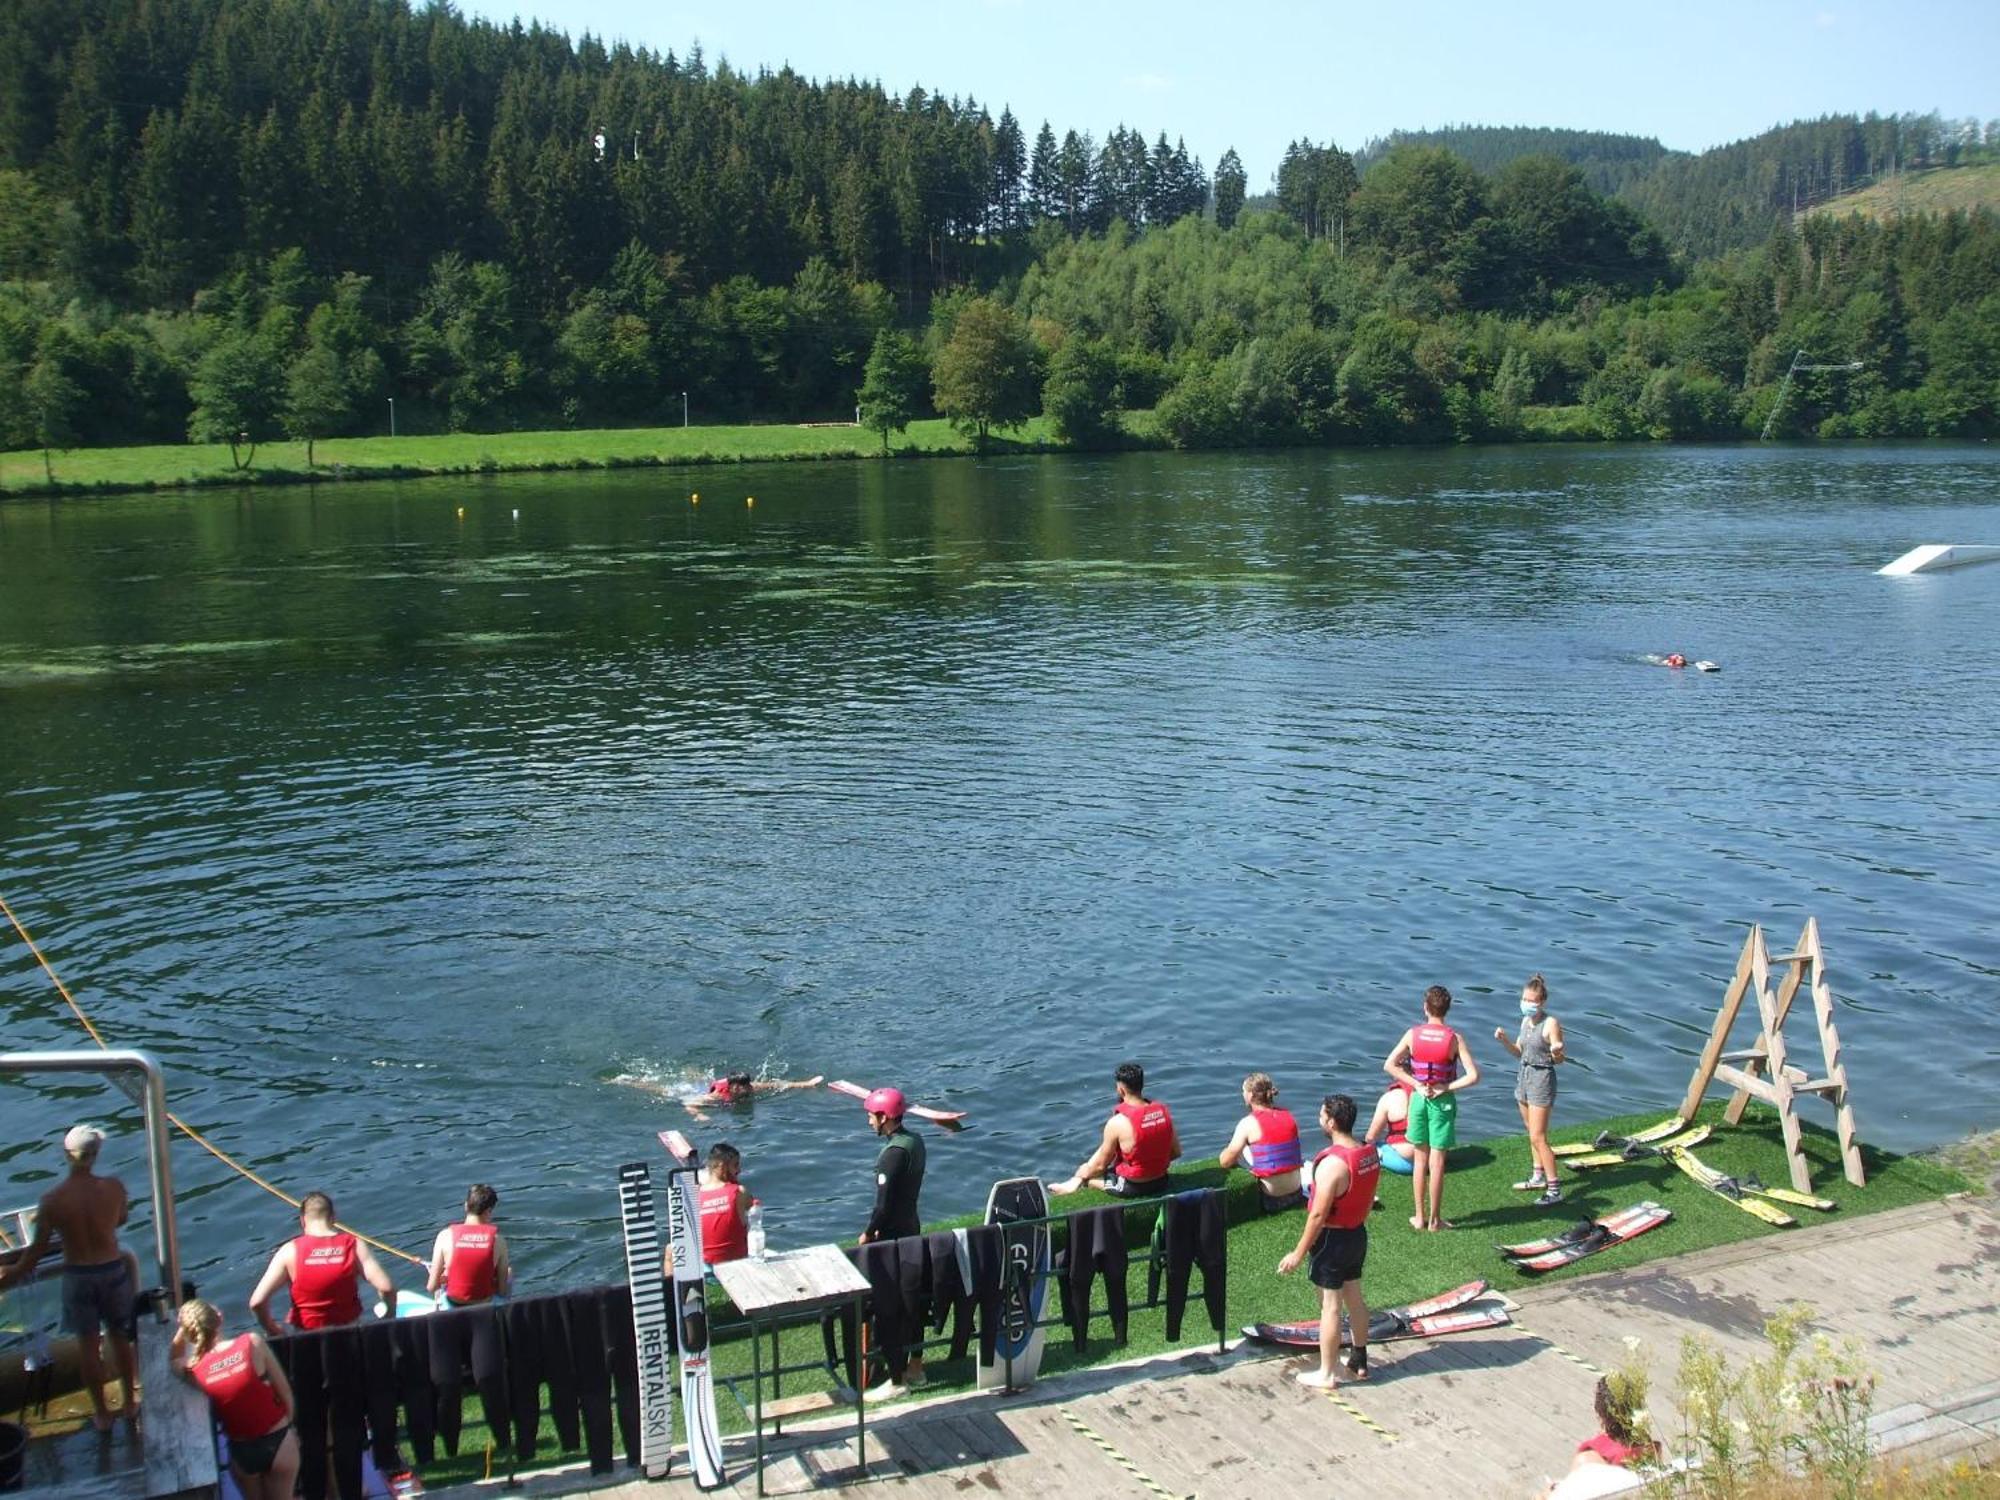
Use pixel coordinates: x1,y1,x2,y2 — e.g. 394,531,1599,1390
864,1086,906,1118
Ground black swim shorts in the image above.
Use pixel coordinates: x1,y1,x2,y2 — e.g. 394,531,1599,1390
1308,1224,1368,1290
1104,1173,1169,1198
229,1425,291,1476
61,1260,136,1339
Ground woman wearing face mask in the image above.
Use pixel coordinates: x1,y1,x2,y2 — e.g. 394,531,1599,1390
1494,974,1566,1205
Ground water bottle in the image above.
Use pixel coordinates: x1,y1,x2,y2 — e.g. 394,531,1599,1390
746,1201,766,1261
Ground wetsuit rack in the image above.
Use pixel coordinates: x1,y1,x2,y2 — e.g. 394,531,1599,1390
829,1188,1230,1400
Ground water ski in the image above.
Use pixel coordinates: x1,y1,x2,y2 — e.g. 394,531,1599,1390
614,1161,676,1479
1243,1278,1500,1347
658,1133,726,1489
827,1078,967,1126
1551,1115,1686,1158
974,1177,1053,1391
1666,1146,1798,1226
1500,1201,1671,1273
1564,1122,1711,1169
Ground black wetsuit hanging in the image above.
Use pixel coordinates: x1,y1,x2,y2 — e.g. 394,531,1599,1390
866,1127,926,1241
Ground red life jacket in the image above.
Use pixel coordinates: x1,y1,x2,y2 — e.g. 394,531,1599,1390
699,1181,748,1264
289,1232,362,1329
1243,1107,1302,1177
1113,1099,1174,1181
192,1334,289,1440
1409,1022,1459,1087
1313,1141,1381,1230
444,1222,499,1304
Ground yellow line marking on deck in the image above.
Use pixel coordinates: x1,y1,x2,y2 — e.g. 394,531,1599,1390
1323,1387,1400,1442
1058,1407,1188,1498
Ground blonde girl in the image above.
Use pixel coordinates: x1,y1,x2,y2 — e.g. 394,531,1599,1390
172,1298,299,1500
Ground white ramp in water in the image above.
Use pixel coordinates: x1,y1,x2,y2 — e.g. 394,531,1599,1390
1879,544,2000,576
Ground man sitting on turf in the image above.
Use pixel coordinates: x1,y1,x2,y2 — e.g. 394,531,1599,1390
1384,985,1481,1231
1050,1061,1180,1196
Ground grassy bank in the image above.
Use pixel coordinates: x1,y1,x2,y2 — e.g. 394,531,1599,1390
404,1101,1963,1487
0,417,1093,498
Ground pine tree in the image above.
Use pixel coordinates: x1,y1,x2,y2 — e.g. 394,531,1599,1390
1214,148,1247,229
1028,121,1059,223
857,328,929,451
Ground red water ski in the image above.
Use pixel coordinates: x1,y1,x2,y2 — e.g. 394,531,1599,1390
827,1078,967,1125
1242,1279,1493,1347
1507,1202,1671,1274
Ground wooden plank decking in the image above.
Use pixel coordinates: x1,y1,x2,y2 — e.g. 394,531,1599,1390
432,1195,2000,1498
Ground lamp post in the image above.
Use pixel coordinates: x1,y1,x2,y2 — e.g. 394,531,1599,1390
681,390,688,428
388,397,397,439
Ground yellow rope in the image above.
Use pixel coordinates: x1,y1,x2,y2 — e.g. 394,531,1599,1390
1,892,425,1267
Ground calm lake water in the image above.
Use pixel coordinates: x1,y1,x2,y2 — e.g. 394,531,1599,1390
2,444,1996,1296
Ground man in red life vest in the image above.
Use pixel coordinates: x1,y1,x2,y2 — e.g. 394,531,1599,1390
1277,1093,1381,1386
426,1184,512,1307
1218,1071,1305,1211
693,1143,752,1265
683,1072,823,1121
1050,1061,1181,1197
249,1191,399,1334
1384,985,1483,1232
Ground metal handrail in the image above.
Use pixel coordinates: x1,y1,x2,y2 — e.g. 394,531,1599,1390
0,1048,181,1303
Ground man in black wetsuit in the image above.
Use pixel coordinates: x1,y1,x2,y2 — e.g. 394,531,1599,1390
856,1086,927,1392
858,1087,925,1244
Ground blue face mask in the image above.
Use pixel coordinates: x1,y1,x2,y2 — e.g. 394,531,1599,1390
1520,998,1542,1016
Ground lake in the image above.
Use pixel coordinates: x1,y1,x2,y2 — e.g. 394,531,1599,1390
2,443,1996,1296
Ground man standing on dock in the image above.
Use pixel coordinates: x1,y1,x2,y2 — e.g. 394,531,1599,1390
0,1124,141,1431
1277,1095,1380,1387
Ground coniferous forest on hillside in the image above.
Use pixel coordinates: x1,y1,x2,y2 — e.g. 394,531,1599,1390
2,0,1998,474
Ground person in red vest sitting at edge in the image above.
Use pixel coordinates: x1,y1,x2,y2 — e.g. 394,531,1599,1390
693,1143,752,1265
427,1184,512,1307
1384,985,1482,1232
1050,1061,1181,1196
249,1191,399,1333
173,1297,299,1500
1218,1072,1305,1212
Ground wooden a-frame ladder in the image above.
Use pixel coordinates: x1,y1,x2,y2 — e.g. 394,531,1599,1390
1678,917,1865,1193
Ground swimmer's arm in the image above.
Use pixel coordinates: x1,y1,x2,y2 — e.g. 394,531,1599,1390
249,1244,294,1337
425,1229,451,1295
1546,1017,1566,1062
1384,1031,1419,1091
761,1076,824,1094
1218,1117,1254,1170
1448,1036,1482,1091
355,1242,398,1315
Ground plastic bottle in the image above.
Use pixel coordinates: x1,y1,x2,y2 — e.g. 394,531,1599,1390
746,1201,766,1261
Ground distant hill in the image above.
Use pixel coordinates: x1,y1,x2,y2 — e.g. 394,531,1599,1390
1355,125,1676,196
1806,162,2000,223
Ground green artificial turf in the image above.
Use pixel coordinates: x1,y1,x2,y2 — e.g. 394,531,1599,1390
411,1101,1967,1487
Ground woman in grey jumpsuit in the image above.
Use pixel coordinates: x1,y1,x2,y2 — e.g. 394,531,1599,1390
1493,974,1565,1205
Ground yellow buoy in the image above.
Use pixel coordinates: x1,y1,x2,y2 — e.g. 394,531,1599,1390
746,495,755,508
456,507,465,519
691,492,700,505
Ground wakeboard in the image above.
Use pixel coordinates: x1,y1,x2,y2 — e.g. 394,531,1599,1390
1665,1146,1798,1226
974,1177,1052,1391
827,1078,967,1126
614,1161,676,1479
658,1132,726,1489
1565,1122,1712,1169
1501,1201,1671,1273
1242,1278,1498,1347
1552,1115,1687,1158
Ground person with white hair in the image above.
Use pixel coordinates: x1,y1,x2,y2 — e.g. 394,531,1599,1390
0,1124,141,1430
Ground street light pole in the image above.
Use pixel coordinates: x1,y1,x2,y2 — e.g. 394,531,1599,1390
681,390,688,428
388,397,396,439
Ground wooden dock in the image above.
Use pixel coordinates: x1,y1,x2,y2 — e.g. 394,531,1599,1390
432,1196,2000,1498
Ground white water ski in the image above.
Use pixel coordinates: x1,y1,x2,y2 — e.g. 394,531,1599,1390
615,1161,676,1479
658,1132,726,1490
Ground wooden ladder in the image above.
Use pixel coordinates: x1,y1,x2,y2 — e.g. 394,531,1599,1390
1678,918,1865,1193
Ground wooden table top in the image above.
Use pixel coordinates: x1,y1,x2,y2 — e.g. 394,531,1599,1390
713,1244,870,1317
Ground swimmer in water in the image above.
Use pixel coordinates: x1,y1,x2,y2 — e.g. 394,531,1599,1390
683,1072,823,1120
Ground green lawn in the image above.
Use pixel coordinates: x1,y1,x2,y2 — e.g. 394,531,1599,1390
0,417,1094,497
416,1101,1967,1487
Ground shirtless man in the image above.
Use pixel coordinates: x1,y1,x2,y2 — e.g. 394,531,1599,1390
0,1125,140,1431
1049,1062,1181,1197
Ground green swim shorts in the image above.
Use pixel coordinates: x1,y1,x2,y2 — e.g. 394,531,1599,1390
1405,1090,1458,1149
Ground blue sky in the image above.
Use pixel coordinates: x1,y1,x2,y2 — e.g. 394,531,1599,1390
461,0,1997,185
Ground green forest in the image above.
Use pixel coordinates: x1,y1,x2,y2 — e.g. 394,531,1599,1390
2,0,1998,478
